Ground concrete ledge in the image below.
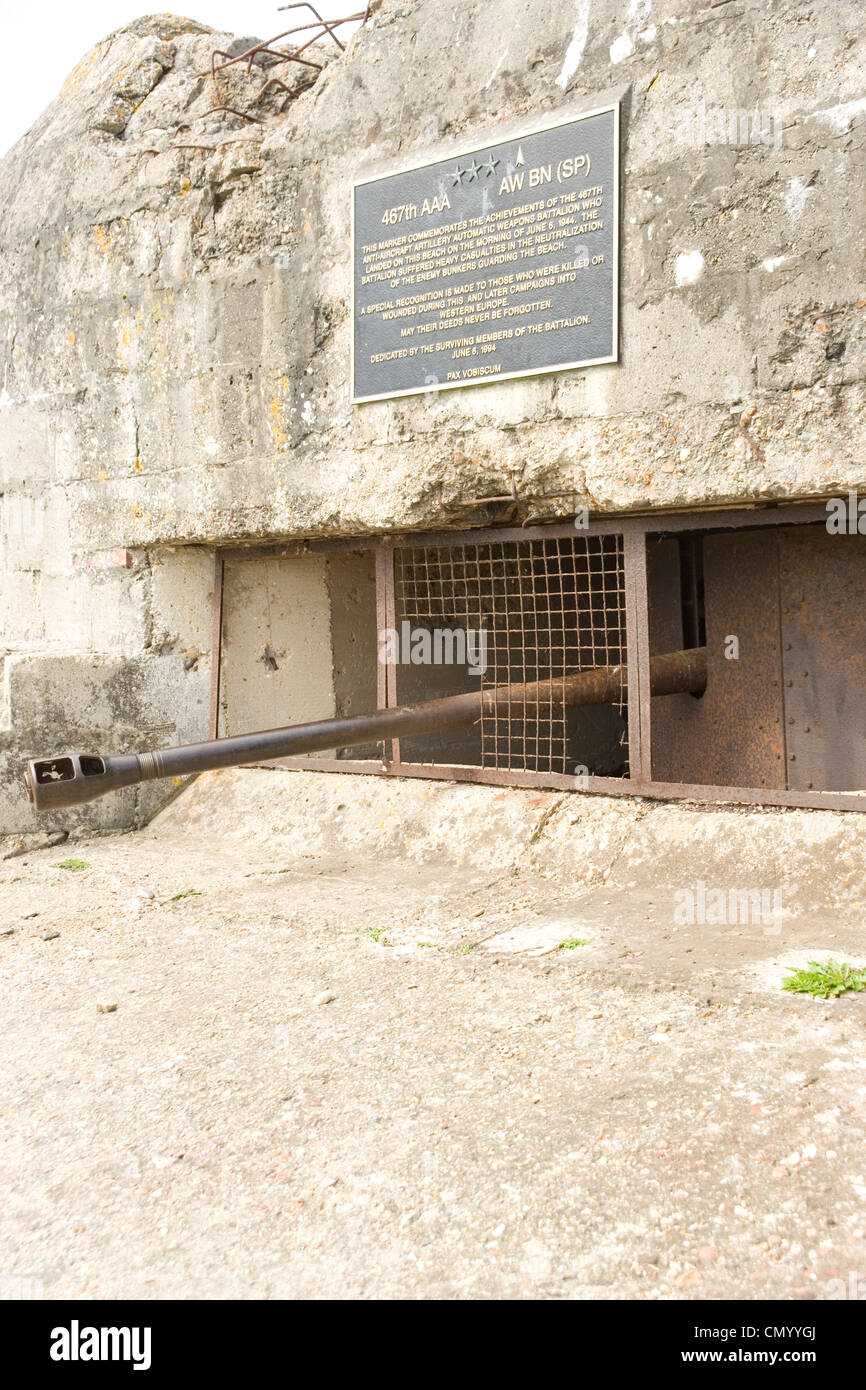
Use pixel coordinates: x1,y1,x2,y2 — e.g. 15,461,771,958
148,766,866,913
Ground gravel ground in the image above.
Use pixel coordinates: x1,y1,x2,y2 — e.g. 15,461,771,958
1,771,865,1300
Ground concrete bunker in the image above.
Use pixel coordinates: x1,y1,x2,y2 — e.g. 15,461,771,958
3,0,866,838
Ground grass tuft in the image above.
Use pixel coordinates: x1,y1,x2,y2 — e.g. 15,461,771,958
53,858,90,872
558,937,587,951
362,927,388,943
782,958,866,1000
171,889,202,901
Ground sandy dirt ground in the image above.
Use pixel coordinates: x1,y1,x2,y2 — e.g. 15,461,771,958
1,770,865,1300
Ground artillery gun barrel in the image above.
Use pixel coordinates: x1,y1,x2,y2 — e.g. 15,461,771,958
25,647,706,812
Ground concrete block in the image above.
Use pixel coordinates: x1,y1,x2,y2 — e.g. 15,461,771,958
149,547,214,661
0,570,43,645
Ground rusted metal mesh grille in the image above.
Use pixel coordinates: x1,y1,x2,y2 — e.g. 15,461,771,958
393,535,628,774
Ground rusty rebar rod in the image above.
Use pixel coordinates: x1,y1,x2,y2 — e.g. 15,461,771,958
209,10,367,80
210,32,323,80
198,105,264,125
202,9,369,124
249,77,293,107
276,4,369,50
277,6,345,51
25,649,706,812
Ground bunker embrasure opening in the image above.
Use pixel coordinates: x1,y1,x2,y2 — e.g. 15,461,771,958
210,505,866,810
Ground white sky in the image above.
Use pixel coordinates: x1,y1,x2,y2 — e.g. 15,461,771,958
0,1,364,156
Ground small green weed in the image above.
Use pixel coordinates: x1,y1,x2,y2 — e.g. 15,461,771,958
362,927,388,943
558,937,587,951
171,889,202,901
782,958,866,1000
53,858,90,872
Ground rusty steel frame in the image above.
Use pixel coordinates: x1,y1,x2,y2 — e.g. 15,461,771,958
210,499,866,810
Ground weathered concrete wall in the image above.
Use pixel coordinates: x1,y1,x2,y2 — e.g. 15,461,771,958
0,545,214,834
1,0,865,833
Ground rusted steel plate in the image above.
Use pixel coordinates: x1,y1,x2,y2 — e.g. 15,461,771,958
209,553,225,740
649,530,786,788
780,527,866,793
624,531,651,784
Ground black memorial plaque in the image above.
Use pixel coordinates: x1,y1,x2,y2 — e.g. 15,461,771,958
352,102,619,403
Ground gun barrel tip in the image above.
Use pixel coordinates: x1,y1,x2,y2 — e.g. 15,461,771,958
24,757,72,812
